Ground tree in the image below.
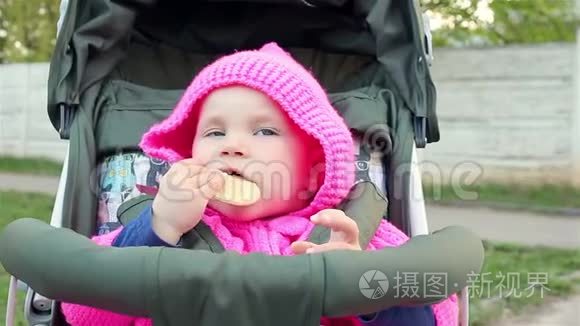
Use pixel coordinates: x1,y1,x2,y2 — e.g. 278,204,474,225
0,0,577,62
0,0,9,63
0,0,59,63
421,0,577,47
487,0,576,44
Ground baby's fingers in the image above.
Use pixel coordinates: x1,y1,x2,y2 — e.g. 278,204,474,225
304,242,359,254
178,170,224,197
290,241,316,255
170,159,207,177
311,209,359,244
196,171,225,200
162,162,207,191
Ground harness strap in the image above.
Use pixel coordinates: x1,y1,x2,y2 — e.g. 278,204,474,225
307,181,387,248
117,181,387,252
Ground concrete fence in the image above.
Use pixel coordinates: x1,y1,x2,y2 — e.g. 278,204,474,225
0,63,68,160
1,43,579,186
420,43,579,186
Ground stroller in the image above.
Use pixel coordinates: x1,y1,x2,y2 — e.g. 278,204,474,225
2,0,478,325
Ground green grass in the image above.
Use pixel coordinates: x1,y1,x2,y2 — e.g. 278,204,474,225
0,191,54,230
0,191,579,325
0,191,54,325
469,241,580,325
423,182,580,210
0,156,62,176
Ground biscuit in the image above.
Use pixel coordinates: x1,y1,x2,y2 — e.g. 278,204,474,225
214,173,261,206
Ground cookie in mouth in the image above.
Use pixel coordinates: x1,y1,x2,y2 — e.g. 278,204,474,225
214,172,261,206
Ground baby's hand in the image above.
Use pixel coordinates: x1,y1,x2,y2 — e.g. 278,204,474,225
291,209,362,254
152,158,224,245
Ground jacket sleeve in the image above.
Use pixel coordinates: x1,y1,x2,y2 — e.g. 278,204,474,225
112,205,176,247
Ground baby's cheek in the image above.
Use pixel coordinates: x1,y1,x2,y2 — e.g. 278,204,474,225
191,141,203,159
191,143,213,163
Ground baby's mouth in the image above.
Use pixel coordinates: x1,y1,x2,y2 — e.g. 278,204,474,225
214,168,262,206
221,168,247,180
218,166,260,188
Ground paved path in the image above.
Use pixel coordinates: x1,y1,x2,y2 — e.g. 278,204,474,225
427,205,580,249
426,205,580,326
0,172,60,195
495,294,580,326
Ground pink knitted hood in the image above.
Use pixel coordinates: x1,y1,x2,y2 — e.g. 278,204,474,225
140,42,356,221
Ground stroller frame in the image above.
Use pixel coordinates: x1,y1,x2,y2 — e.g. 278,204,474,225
5,0,470,325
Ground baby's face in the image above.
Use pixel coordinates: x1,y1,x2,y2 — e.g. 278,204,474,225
192,86,322,221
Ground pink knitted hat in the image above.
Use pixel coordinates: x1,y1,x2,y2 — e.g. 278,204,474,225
140,42,355,215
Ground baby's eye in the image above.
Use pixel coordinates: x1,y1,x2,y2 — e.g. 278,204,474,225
204,130,225,137
254,128,279,136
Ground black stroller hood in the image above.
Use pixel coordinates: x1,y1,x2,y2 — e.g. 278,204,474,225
48,0,438,146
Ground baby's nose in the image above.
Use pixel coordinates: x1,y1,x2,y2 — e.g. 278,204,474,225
220,139,247,157
221,146,245,157
219,133,250,157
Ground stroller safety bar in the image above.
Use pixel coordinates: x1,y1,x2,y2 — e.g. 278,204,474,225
1,218,483,325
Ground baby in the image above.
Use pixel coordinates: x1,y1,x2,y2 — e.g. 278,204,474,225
62,43,457,326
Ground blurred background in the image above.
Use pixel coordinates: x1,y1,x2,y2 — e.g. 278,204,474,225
0,0,579,325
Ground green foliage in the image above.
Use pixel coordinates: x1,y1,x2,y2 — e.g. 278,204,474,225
487,0,576,44
421,0,577,47
0,0,59,63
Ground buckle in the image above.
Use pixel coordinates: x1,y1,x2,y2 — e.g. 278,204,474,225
58,102,77,140
414,116,427,148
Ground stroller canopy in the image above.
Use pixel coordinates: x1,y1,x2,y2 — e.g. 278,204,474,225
49,0,438,147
